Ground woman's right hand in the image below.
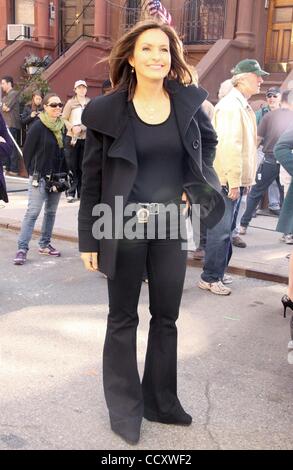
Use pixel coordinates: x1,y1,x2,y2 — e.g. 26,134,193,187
72,125,82,136
80,252,99,272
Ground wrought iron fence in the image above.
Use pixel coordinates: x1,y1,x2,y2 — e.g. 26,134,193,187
182,0,226,45
121,0,151,32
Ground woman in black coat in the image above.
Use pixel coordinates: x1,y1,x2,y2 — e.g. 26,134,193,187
14,93,67,265
79,20,224,445
0,112,13,202
20,90,43,132
275,128,293,362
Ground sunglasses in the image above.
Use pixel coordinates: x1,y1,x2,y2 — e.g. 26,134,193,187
47,102,63,108
267,94,279,98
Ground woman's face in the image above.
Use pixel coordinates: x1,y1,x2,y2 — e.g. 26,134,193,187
75,85,87,98
44,96,63,119
33,95,42,107
129,28,171,84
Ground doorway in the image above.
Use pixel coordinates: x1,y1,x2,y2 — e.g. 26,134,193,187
265,0,293,72
58,0,95,54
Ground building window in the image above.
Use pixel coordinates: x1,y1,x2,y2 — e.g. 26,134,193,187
123,0,142,31
182,0,226,45
14,0,34,26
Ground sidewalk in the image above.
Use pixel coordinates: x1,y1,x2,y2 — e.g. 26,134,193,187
1,176,290,284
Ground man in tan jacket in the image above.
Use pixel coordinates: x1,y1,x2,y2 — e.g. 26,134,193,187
198,59,269,295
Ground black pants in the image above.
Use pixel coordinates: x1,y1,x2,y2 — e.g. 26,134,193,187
103,228,187,425
64,137,85,198
241,161,282,227
3,128,20,173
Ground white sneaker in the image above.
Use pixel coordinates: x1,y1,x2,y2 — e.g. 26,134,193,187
222,274,233,285
239,226,247,235
67,196,74,203
285,234,293,245
198,279,231,296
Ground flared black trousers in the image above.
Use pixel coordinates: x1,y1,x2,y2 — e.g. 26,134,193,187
103,224,187,426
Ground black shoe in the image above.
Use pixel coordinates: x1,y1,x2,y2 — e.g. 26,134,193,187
232,236,247,248
110,416,141,445
281,295,293,318
144,404,192,426
193,248,205,260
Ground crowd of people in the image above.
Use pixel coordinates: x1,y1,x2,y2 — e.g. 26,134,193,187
1,18,293,445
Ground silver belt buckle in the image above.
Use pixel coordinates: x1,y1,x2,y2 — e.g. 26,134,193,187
137,206,150,224
149,203,160,215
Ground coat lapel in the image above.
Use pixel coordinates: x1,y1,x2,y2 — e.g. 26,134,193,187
167,81,208,137
82,80,209,168
107,118,138,167
82,89,138,167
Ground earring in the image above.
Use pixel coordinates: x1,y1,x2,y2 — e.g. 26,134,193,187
131,67,135,74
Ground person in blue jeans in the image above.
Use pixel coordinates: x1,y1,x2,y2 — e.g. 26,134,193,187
14,93,67,265
199,59,268,295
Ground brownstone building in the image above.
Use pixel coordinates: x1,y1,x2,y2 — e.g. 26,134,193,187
1,1,293,101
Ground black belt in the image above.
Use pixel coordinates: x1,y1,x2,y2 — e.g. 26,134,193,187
135,197,183,224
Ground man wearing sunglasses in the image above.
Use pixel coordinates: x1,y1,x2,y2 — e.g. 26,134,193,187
251,87,282,219
256,87,281,125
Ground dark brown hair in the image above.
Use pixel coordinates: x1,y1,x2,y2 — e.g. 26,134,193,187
108,20,192,100
31,90,43,111
43,92,60,106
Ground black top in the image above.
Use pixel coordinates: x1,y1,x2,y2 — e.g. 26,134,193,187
128,100,184,203
21,104,43,130
23,120,67,176
258,108,293,163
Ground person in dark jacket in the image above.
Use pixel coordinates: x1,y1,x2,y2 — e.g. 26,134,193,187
20,90,43,132
275,127,293,363
1,76,21,175
0,112,13,202
13,93,67,265
79,20,224,445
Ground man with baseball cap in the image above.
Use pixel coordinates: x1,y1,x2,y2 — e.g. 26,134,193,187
256,87,281,125
240,89,293,236
198,59,268,295
254,86,282,216
62,80,90,202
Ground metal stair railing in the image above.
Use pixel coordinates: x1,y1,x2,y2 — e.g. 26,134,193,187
0,35,36,57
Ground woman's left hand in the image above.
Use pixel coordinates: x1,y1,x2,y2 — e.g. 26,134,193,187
182,192,190,216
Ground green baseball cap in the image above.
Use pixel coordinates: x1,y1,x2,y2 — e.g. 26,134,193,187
231,59,269,77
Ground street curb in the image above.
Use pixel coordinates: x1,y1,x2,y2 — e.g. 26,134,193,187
0,219,78,244
187,258,288,285
1,218,288,285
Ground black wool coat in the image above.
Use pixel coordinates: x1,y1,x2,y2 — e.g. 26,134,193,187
23,120,67,177
21,104,43,130
79,80,225,279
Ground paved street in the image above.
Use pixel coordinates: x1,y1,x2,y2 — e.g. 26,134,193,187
1,228,293,450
